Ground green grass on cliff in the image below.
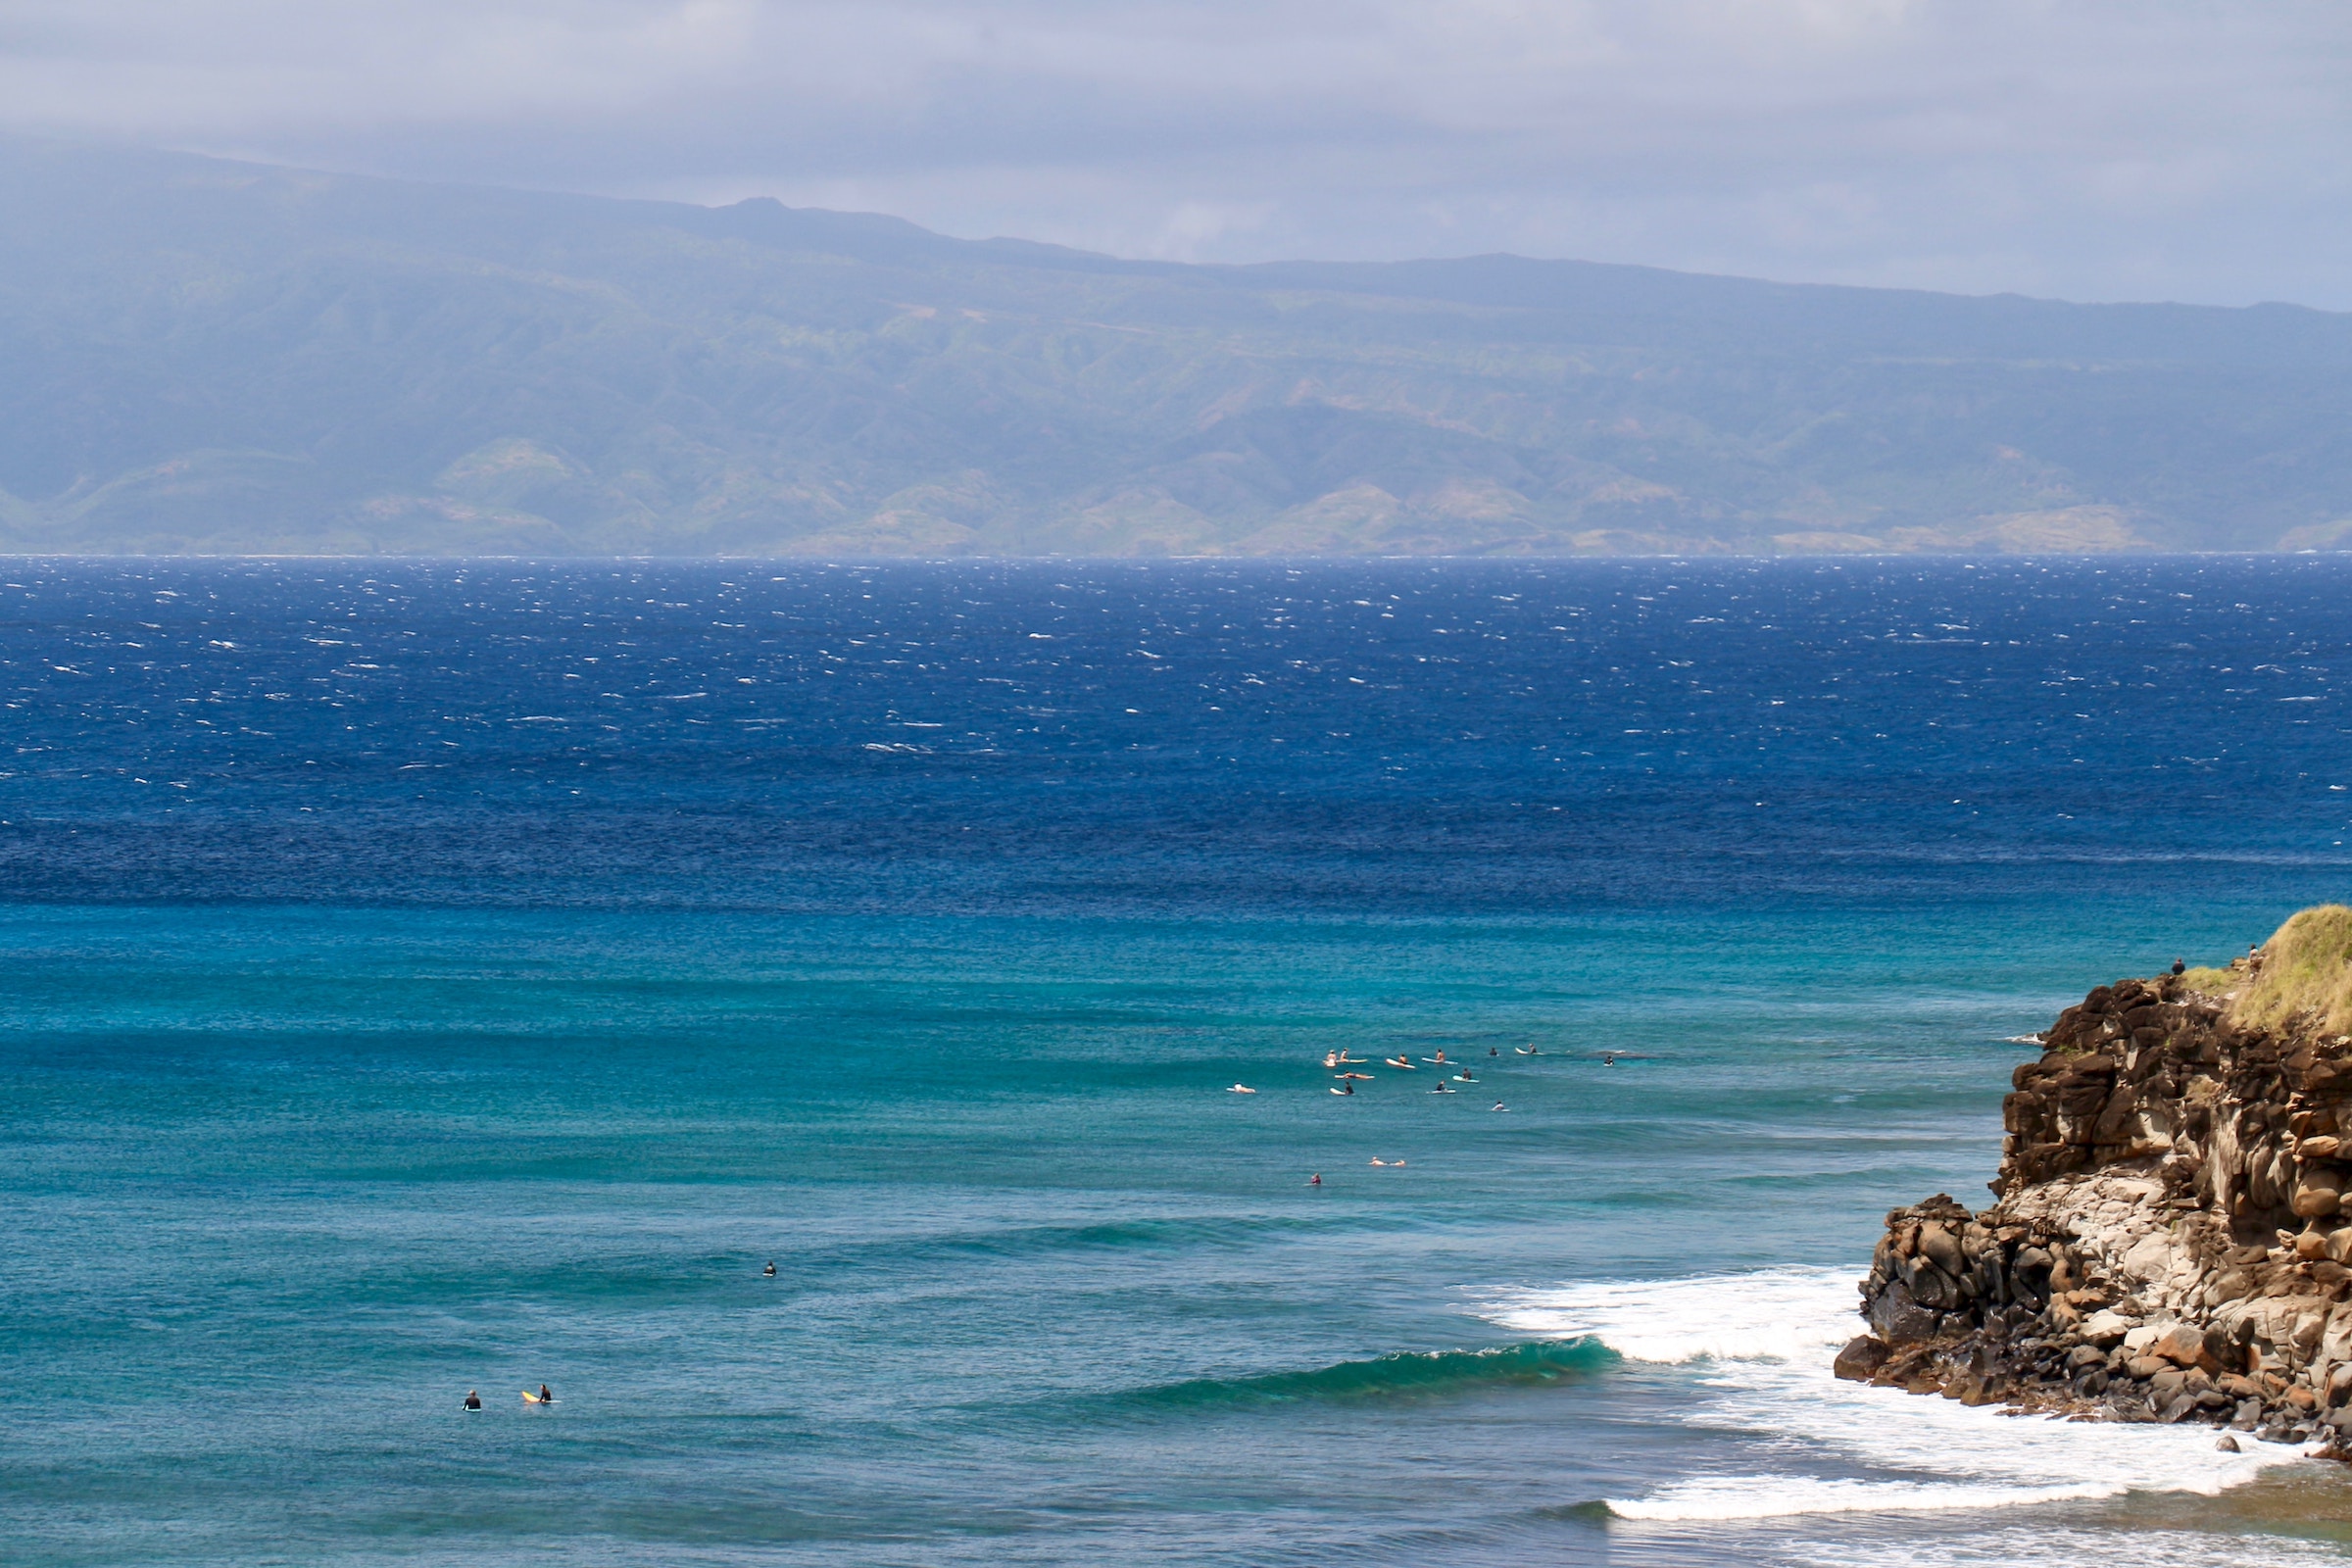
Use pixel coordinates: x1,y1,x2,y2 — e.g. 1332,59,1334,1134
2231,905,2352,1034
2179,966,2239,998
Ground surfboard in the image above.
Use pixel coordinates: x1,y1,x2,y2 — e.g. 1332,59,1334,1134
521,1391,552,1404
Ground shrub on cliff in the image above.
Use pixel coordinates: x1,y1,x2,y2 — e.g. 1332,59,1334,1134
2232,904,2352,1033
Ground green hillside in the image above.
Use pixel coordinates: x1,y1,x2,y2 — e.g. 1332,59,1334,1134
3,137,2349,556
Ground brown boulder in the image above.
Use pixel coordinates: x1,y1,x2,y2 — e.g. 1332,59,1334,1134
1833,1336,1890,1383
2151,1323,2222,1372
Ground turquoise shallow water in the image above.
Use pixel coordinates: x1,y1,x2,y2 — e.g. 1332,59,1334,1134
6,558,2352,1564
7,901,2346,1565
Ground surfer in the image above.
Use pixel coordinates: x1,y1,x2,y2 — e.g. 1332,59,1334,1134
1228,1083,1256,1094
1332,1081,1353,1095
463,1390,482,1410
1602,1052,1615,1066
1370,1157,1387,1165
538,1384,554,1405
1431,1082,1453,1094
762,1260,776,1277
1489,1047,1498,1056
1493,1102,1506,1111
1308,1173,1321,1187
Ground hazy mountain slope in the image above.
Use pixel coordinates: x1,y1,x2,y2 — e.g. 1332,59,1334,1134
1,137,2347,556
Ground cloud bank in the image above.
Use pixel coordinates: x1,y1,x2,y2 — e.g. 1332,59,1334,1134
3,1,2348,305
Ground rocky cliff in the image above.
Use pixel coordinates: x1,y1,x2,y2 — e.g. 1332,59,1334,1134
1839,911,2352,1446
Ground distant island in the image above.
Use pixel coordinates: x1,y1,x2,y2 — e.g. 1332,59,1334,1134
5,136,2352,559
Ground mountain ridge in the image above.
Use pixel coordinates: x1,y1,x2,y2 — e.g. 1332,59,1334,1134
3,136,2349,557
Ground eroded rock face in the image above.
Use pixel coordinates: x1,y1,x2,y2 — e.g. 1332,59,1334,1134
1842,969,2352,1441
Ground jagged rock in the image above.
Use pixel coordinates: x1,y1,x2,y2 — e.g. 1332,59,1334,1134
2080,1309,2131,1346
2151,1323,2220,1370
1846,951,2352,1429
1834,1335,1890,1382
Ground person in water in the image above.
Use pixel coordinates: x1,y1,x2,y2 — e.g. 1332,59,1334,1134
1308,1173,1321,1187
538,1385,554,1405
762,1260,776,1277
463,1390,482,1410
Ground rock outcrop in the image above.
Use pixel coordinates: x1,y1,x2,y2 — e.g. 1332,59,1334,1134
1839,934,2352,1444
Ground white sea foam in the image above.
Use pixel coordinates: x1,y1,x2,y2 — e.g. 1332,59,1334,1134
1474,1266,2314,1524
1780,1525,2343,1567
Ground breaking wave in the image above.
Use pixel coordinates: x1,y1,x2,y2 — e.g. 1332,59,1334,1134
1475,1266,2311,1522
1126,1339,1617,1409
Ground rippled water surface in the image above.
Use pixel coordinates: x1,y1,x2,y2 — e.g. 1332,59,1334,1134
4,557,2352,1565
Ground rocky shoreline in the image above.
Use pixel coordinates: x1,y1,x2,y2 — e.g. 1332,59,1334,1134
1837,922,2352,1448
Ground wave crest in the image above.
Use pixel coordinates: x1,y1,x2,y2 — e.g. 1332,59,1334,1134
1129,1339,1615,1409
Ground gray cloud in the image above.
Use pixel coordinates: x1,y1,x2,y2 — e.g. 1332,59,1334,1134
4,0,2349,305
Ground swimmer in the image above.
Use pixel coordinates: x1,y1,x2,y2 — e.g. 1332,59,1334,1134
463,1390,482,1410
762,1260,776,1277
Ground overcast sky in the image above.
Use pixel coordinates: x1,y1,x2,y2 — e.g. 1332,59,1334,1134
4,1,2348,306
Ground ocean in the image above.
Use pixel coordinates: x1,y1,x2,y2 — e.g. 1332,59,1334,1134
3,555,2350,1566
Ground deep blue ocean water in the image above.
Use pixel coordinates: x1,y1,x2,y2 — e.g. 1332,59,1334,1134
5,557,2352,1566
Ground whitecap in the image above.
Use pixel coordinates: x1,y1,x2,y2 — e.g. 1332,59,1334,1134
1476,1266,2311,1522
